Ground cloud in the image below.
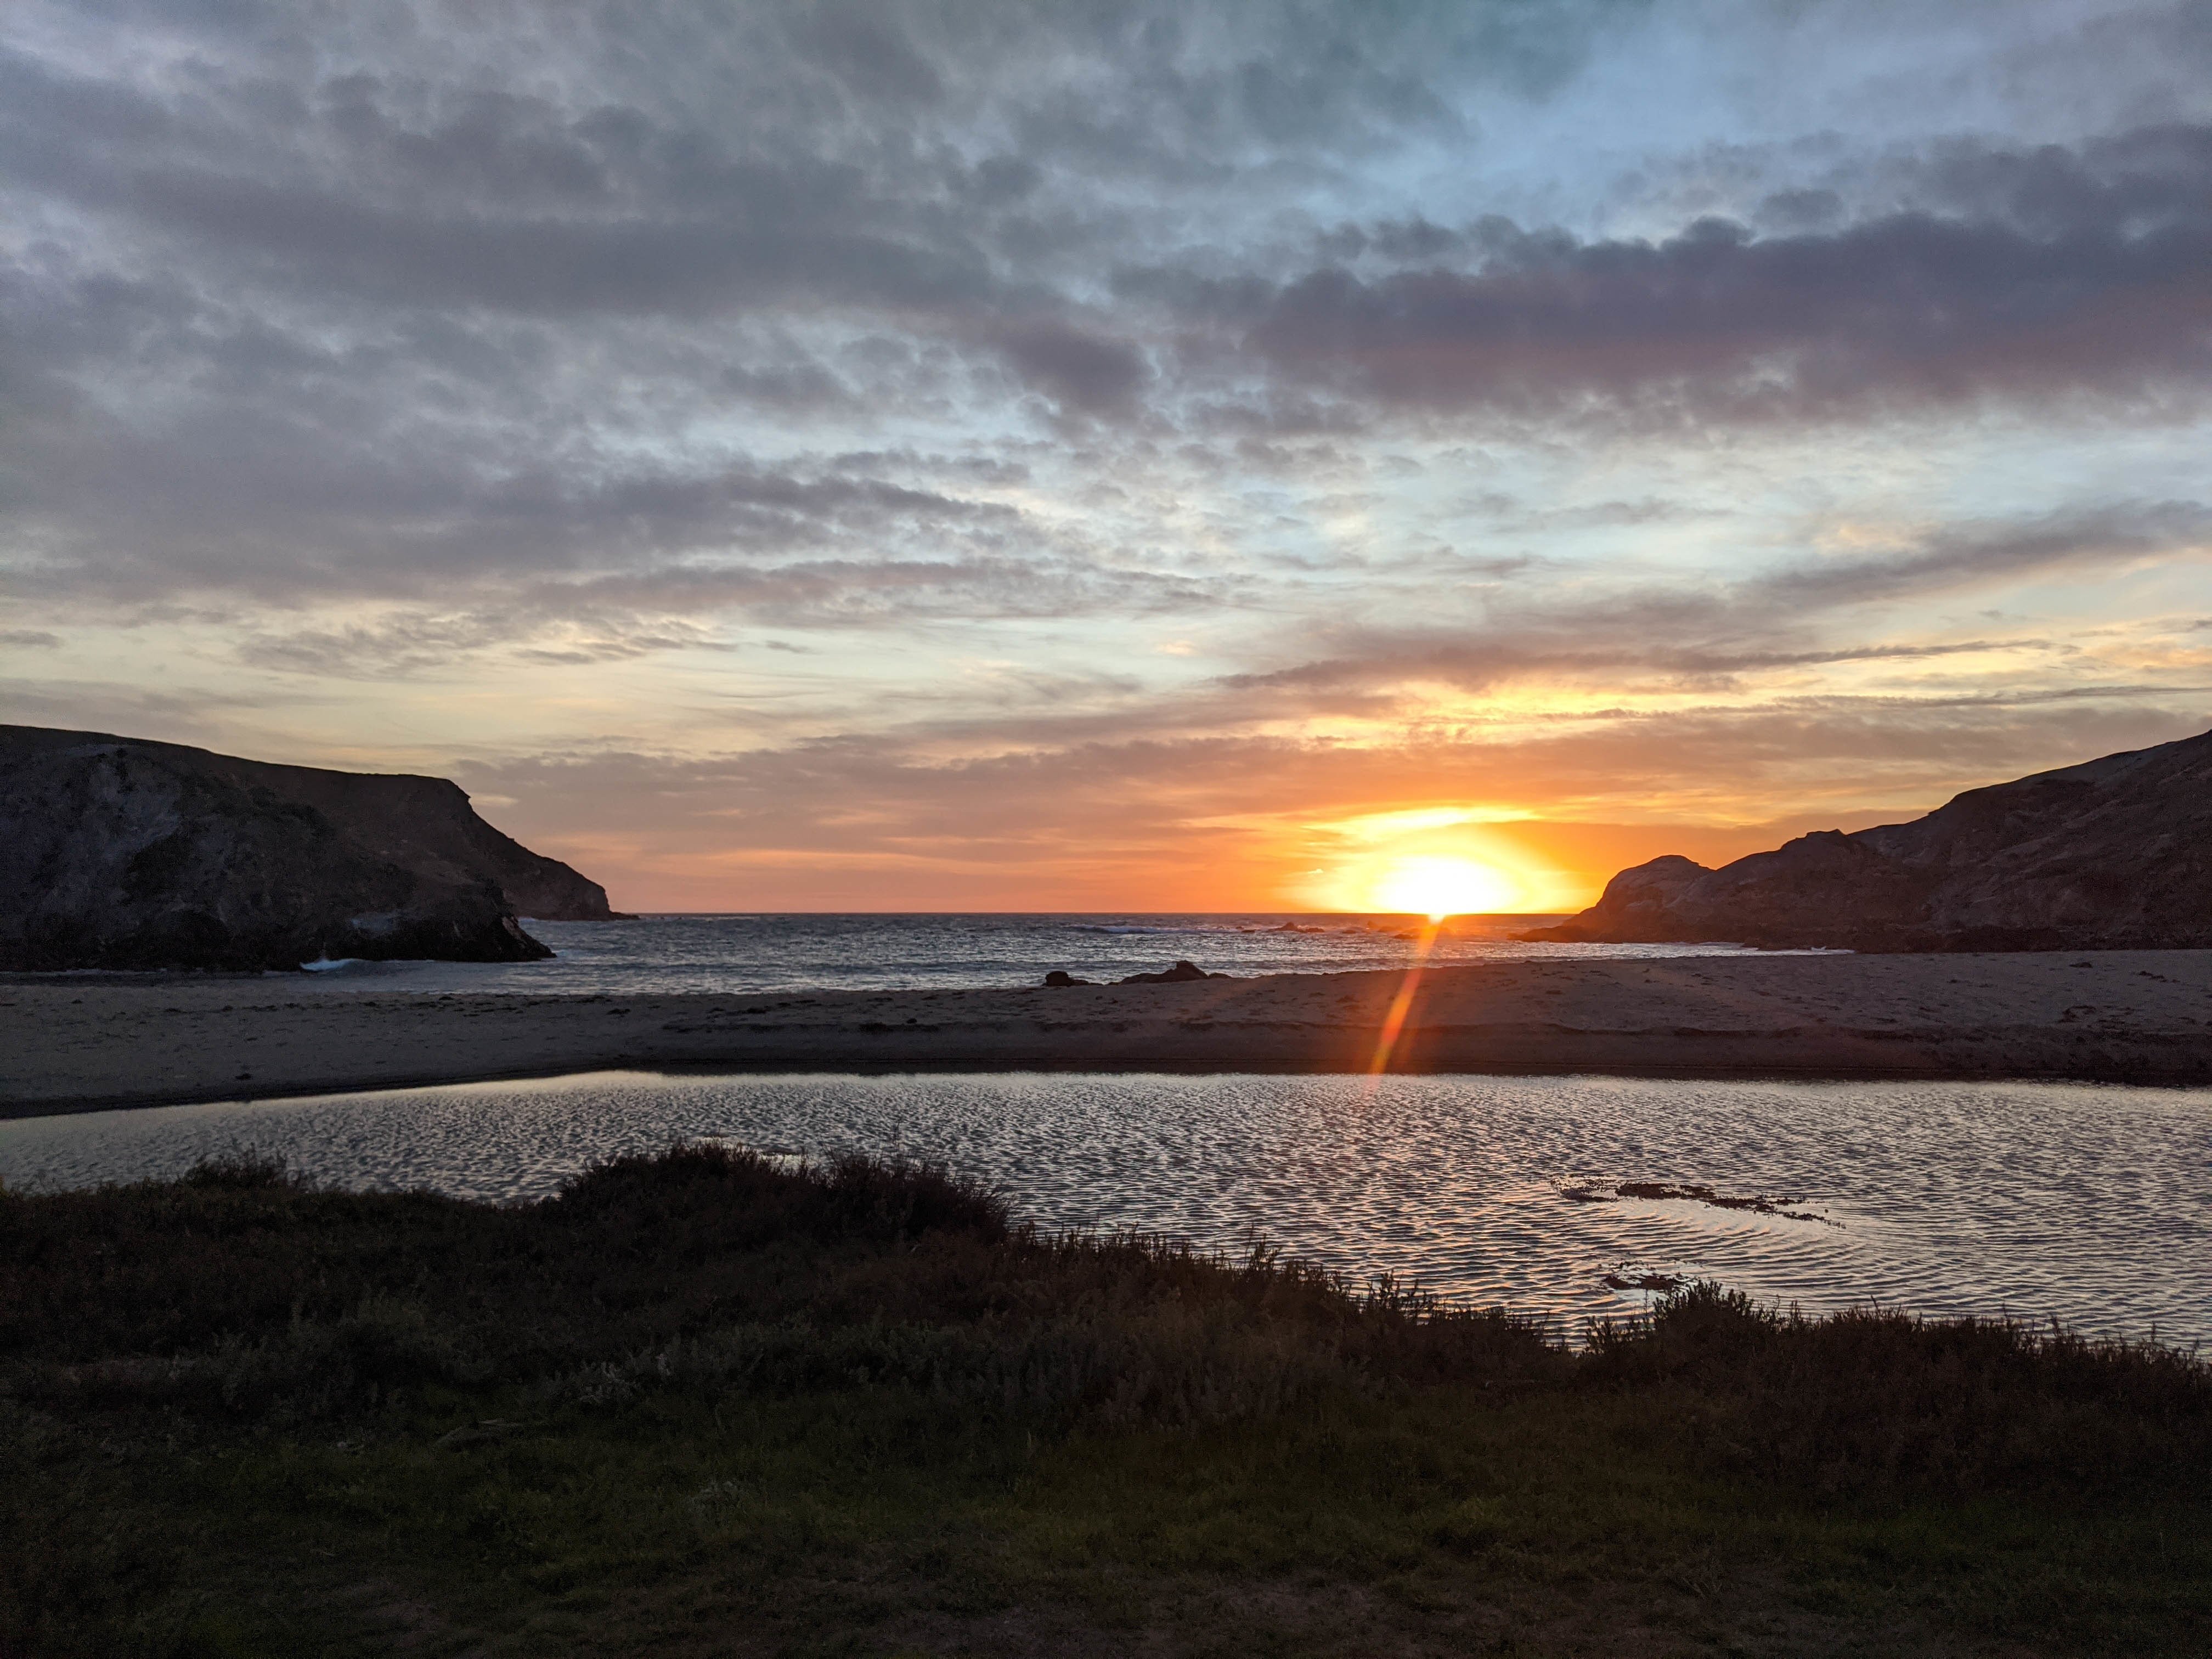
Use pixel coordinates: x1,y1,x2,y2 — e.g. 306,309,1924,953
787,3,946,105
230,612,733,678
0,2,1621,330
1220,127,2212,424
1762,500,2212,607
214,551,1234,677
1215,500,2212,703
984,319,1153,416
0,674,279,739
7,9,2207,636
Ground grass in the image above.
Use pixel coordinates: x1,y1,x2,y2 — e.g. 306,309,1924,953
2,1143,2206,1656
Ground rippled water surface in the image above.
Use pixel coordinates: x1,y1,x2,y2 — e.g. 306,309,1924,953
5,1071,2205,1343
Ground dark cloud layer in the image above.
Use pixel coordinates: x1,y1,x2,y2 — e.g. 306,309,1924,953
1229,128,2212,422
4,2,2208,629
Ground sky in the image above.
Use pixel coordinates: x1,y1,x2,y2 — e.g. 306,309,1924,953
4,0,2210,912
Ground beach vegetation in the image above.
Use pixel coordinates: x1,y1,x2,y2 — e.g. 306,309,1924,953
2,1144,2205,1655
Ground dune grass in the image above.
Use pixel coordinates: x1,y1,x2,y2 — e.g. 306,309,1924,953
2,1143,2206,1656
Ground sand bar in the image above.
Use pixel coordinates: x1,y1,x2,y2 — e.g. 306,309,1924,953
7,950,2212,1115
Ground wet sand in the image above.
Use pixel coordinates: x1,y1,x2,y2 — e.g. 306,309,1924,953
5,950,2212,1115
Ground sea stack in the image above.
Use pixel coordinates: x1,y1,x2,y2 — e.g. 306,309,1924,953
0,725,622,971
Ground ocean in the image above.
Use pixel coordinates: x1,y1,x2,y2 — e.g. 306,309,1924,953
291,911,1811,995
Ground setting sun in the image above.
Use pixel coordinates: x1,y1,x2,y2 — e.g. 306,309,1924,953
1369,855,1526,920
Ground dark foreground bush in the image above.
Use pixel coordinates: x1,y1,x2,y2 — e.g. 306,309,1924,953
3,1143,2203,1493
0,1143,1561,1427
2,1145,2208,1658
1587,1282,2212,1496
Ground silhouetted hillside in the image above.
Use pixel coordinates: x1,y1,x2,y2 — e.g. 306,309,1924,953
1526,729,2212,952
0,726,621,970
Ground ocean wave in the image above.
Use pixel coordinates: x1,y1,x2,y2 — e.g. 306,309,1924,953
1064,924,1203,935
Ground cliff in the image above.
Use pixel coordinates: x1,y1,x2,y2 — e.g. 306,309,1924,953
0,726,622,972
1525,727,2212,952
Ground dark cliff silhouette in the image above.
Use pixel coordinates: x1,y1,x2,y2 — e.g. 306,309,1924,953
1,725,624,971
1525,728,2212,952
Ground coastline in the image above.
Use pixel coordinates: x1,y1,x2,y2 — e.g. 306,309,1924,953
8,949,2212,1116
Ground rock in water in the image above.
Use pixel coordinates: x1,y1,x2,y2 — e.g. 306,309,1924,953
1117,960,1229,984
0,725,622,970
1525,728,2212,952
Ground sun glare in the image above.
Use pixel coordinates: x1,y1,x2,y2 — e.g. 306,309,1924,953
1370,855,1523,921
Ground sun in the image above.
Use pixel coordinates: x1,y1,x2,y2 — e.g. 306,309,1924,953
1370,855,1524,921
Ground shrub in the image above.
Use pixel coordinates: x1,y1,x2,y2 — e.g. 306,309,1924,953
2,1147,2203,1496
1585,1283,2212,1495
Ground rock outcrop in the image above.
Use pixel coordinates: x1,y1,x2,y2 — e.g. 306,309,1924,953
0,726,623,971
1525,728,2212,952
1118,960,1231,984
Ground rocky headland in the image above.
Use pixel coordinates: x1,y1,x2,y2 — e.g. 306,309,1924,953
1526,727,2212,951
0,725,621,972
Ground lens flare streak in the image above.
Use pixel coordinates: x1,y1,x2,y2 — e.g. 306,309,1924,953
1365,917,1444,1086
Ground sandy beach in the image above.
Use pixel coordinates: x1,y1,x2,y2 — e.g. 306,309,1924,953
7,949,2212,1115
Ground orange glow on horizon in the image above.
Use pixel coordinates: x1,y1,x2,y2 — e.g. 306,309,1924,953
1307,840,1555,917
507,793,1860,916
1367,854,1525,919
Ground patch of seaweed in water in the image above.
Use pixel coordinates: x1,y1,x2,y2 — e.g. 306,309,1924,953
1601,1271,1689,1293
1559,1180,1831,1224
